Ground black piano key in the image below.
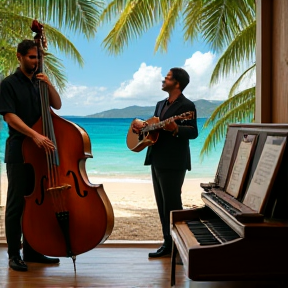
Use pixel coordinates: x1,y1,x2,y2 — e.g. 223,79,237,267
186,220,221,245
186,218,239,245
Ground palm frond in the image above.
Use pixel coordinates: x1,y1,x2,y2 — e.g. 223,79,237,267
183,0,203,43
154,0,184,53
0,14,84,76
228,64,255,98
4,0,103,38
201,0,255,52
1,13,84,66
0,0,102,89
0,42,67,91
210,21,256,85
239,0,256,24
43,53,67,93
0,10,37,42
200,94,255,159
42,25,84,66
101,0,161,55
100,0,130,22
0,42,19,76
204,87,255,127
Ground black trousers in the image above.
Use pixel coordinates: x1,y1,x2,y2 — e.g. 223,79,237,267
5,163,34,258
151,166,186,247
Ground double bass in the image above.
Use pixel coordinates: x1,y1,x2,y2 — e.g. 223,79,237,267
22,20,114,270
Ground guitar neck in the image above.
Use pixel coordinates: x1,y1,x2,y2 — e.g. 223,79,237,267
141,111,194,133
143,116,181,133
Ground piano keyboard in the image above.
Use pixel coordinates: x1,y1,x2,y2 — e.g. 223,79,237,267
186,218,240,245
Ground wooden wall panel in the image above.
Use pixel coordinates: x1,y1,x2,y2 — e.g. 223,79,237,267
272,0,288,122
255,0,272,123
256,0,288,123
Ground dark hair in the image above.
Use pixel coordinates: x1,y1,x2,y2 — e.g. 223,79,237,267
17,40,37,56
170,68,190,91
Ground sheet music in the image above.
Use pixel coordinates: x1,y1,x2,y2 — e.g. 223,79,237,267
243,136,286,213
215,127,239,187
226,135,256,198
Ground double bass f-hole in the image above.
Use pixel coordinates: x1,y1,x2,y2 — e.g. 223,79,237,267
35,175,48,205
66,170,88,197
35,170,88,206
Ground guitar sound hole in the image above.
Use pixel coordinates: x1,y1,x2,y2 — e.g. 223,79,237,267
138,133,143,141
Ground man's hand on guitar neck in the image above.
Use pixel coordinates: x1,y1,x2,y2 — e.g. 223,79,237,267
131,118,148,134
163,119,178,136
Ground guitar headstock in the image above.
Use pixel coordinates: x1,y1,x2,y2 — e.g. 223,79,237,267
178,111,195,120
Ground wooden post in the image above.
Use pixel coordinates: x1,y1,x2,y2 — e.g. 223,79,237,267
256,0,288,123
255,0,273,123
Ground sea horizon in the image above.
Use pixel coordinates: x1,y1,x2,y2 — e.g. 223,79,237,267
0,117,224,183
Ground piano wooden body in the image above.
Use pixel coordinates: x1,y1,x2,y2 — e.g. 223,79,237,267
171,124,288,284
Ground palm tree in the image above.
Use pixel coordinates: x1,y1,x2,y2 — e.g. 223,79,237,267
99,0,256,156
200,14,256,158
0,0,104,91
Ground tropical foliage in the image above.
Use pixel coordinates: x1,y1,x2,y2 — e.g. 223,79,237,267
0,0,103,91
99,0,256,156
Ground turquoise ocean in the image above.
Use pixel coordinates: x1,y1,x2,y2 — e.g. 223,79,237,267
0,117,224,182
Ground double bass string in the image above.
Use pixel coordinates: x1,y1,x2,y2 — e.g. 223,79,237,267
39,79,66,213
35,23,69,215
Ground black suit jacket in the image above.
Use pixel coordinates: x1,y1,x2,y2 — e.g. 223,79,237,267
144,94,198,170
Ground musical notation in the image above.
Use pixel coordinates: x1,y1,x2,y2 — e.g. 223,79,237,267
243,135,287,213
215,127,239,187
226,135,257,198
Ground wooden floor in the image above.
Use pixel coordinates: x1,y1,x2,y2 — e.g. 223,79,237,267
0,243,287,288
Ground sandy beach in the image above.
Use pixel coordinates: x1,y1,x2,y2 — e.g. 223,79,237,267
89,176,212,241
0,176,213,241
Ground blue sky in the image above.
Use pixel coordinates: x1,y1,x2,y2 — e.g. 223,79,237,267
55,24,246,116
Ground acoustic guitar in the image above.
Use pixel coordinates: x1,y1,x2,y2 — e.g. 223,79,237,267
126,111,194,152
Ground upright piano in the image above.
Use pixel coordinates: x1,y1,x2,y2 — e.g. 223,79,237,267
170,124,288,285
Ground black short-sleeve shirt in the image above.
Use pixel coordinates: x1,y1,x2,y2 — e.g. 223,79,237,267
0,68,41,163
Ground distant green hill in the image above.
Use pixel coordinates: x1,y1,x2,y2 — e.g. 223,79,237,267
86,99,223,118
194,99,223,118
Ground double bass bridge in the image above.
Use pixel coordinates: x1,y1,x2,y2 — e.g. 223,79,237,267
47,184,71,193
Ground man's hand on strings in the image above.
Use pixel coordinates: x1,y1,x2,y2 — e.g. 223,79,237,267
131,119,147,134
163,119,178,135
36,73,52,86
32,133,56,152
36,73,61,109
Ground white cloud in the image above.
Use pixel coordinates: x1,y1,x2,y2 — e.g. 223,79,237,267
113,63,163,101
59,84,111,116
184,51,215,75
183,51,254,101
58,51,255,116
111,51,251,105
